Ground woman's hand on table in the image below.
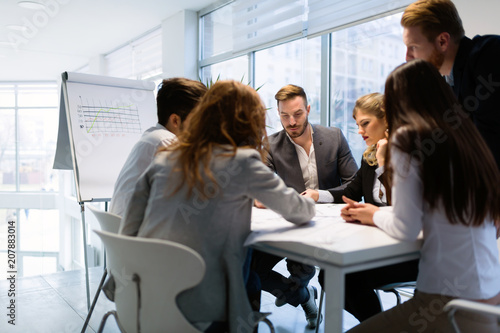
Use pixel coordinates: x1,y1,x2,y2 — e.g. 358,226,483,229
341,196,378,226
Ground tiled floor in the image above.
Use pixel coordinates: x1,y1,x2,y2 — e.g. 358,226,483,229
0,261,405,333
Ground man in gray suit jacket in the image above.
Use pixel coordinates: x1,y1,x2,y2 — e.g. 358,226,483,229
252,84,358,329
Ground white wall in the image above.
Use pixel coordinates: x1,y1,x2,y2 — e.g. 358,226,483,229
162,10,199,80
453,0,500,36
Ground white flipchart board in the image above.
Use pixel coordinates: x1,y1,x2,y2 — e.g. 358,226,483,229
53,72,157,202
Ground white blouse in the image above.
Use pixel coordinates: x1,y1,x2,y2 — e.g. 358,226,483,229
109,123,175,217
373,148,500,299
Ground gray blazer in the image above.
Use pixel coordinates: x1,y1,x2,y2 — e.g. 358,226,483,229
267,124,358,193
119,147,315,332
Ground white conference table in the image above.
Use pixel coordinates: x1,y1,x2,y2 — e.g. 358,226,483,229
246,203,422,333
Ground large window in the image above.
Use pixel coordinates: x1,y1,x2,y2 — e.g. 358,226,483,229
330,14,405,164
0,83,59,192
200,55,249,85
255,37,321,134
200,2,406,165
0,83,63,277
18,209,60,276
200,4,233,59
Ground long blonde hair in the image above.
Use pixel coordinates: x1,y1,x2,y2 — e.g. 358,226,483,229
353,93,386,166
165,80,268,198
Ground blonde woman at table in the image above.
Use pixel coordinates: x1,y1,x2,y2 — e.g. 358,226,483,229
119,80,315,333
343,59,500,332
320,93,419,323
329,92,389,206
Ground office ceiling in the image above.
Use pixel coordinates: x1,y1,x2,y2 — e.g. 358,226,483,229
0,0,216,81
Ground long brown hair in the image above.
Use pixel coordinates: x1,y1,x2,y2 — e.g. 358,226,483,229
384,59,500,226
352,92,386,166
166,80,268,198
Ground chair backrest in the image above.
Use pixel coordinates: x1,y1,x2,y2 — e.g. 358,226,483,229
87,205,121,234
94,230,205,333
497,238,500,263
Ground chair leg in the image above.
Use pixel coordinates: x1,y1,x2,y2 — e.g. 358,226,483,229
97,310,118,333
447,309,462,333
384,288,402,305
394,290,402,305
132,274,142,333
260,317,275,333
81,269,108,333
315,289,325,333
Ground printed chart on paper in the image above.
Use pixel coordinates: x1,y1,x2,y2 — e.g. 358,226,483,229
77,96,142,135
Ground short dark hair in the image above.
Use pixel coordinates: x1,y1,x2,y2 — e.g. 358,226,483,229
156,78,208,126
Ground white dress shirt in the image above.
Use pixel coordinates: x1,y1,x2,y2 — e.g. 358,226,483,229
372,165,387,204
286,125,334,203
109,123,176,216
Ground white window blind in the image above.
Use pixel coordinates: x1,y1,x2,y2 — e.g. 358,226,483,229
232,0,306,54
132,28,162,80
307,0,412,38
105,44,133,78
105,27,162,80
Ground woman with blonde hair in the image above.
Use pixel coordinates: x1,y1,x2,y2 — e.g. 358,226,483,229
330,92,389,206
323,92,419,323
119,80,315,333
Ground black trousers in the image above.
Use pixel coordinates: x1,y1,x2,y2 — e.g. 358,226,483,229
318,259,419,322
250,249,316,307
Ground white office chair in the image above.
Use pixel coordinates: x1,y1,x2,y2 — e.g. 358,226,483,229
444,299,500,333
375,281,416,306
94,229,206,333
315,281,417,332
81,205,121,333
87,205,121,234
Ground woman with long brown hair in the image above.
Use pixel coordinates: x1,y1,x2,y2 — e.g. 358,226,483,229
343,59,500,332
119,80,315,332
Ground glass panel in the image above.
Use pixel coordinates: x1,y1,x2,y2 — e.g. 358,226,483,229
22,256,58,277
0,85,15,107
201,4,233,59
0,209,15,278
0,109,16,191
17,84,58,107
0,208,16,252
200,55,249,86
330,12,405,165
18,108,59,191
254,37,322,135
19,209,60,253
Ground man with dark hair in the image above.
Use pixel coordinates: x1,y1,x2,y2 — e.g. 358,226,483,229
252,84,358,329
401,0,500,168
109,77,207,216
